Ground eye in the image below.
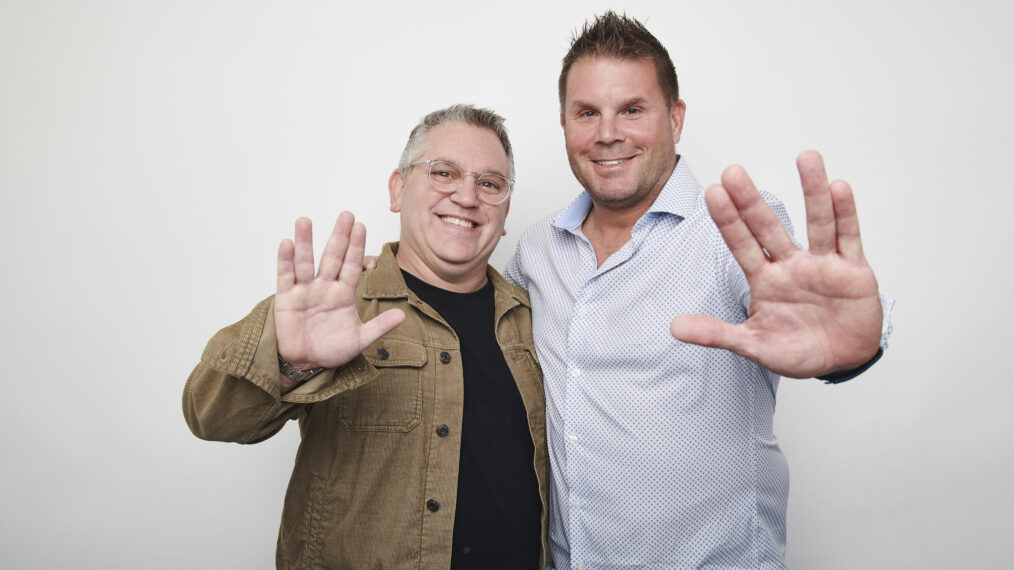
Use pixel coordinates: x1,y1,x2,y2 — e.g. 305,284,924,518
623,107,641,115
429,162,461,183
477,176,506,193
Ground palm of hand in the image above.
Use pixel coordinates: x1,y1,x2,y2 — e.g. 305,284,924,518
274,214,405,371
670,151,883,379
275,277,368,369
735,246,882,378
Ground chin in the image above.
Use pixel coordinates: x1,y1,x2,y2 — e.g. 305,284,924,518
434,245,482,265
587,184,639,204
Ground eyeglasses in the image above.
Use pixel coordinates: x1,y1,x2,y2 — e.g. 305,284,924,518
409,159,514,205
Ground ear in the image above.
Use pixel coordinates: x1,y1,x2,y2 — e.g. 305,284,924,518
388,169,405,212
670,99,687,144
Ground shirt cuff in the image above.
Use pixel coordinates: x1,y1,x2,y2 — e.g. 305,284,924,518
817,347,883,385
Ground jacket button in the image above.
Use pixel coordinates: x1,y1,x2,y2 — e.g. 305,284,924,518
439,351,451,364
426,499,440,512
436,424,449,437
377,348,389,360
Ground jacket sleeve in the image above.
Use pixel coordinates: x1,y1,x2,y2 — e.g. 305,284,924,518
182,296,380,444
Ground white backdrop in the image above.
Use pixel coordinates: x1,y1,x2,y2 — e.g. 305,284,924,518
2,1,1012,568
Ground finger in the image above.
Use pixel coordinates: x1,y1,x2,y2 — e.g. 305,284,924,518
338,222,368,290
293,217,315,283
362,255,379,271
721,164,797,260
705,184,768,276
277,239,295,293
829,179,867,262
670,314,754,360
317,211,355,280
358,308,406,349
797,150,836,254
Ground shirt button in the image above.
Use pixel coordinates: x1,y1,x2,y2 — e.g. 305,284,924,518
568,434,578,443
435,424,449,437
570,368,581,377
572,498,582,508
578,306,588,316
439,351,451,364
377,348,389,360
426,499,440,512
577,563,586,570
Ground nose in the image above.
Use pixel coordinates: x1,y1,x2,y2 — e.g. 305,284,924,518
450,175,481,207
595,114,623,144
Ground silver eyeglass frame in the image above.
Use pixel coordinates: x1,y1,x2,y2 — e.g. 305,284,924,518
408,159,515,205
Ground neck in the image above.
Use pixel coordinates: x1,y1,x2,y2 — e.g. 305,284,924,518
394,248,488,293
584,190,656,236
582,177,668,268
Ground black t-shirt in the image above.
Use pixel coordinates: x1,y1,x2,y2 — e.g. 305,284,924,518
402,271,541,569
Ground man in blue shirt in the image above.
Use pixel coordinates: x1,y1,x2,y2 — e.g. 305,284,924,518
505,12,892,569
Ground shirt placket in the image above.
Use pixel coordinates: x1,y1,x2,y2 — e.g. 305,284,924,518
562,234,600,570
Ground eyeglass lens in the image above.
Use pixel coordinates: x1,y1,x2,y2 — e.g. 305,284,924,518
428,160,510,202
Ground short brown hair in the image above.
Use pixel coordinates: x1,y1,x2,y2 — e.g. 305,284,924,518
558,11,679,113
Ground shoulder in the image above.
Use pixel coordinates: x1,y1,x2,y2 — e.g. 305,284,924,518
517,209,565,247
757,189,794,236
487,264,532,307
355,242,411,307
504,208,568,289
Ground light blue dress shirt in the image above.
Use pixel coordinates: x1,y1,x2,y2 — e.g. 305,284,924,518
505,158,893,570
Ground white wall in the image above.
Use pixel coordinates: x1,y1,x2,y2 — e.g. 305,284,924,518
2,1,1011,568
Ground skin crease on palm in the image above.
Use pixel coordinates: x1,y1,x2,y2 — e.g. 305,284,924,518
559,55,882,378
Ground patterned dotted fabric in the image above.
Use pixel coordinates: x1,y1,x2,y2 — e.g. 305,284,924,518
506,158,801,569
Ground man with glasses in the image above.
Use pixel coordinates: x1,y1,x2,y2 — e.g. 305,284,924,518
184,104,547,568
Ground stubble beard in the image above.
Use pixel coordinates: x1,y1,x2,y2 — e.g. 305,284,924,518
570,158,669,212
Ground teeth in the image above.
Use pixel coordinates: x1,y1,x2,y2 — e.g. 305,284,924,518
595,159,627,166
440,216,475,228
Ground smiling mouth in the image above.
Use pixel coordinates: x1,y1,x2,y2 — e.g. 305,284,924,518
593,157,632,166
439,215,476,229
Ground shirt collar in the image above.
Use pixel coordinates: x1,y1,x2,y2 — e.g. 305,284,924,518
552,156,702,231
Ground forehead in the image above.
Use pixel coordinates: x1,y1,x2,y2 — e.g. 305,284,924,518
420,122,509,174
564,56,664,106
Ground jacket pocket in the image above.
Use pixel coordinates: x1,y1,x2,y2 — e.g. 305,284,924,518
339,337,426,432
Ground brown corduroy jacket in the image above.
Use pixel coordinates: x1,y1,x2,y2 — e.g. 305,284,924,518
183,243,549,569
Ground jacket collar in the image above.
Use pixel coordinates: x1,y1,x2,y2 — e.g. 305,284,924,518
363,242,530,311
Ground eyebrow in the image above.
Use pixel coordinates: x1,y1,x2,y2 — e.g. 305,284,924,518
568,96,652,113
619,96,650,109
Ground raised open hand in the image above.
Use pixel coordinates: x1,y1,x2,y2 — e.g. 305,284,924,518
275,212,405,371
669,151,882,378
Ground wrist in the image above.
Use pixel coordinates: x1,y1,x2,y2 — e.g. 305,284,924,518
818,347,883,384
277,354,326,383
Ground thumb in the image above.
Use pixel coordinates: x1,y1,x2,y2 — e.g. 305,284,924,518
358,308,406,349
670,314,749,356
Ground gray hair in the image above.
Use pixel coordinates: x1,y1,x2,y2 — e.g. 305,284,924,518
398,104,515,181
